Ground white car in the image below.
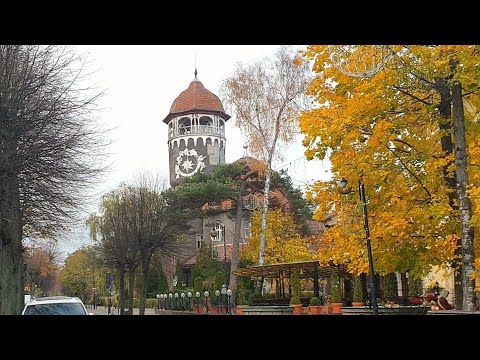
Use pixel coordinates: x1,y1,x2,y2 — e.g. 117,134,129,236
22,296,91,315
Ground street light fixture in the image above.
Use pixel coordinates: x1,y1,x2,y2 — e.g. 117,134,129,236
156,293,160,310
337,177,379,315
215,289,221,313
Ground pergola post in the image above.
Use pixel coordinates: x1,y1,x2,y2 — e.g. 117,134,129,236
313,263,320,298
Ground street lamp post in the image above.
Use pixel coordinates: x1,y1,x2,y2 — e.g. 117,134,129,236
187,291,192,311
168,293,173,310
92,287,97,309
338,178,379,315
156,294,160,310
181,292,186,310
204,290,210,313
221,284,227,314
215,289,221,314
195,291,201,312
226,289,232,315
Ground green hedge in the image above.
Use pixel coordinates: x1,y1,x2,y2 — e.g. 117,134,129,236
290,272,301,305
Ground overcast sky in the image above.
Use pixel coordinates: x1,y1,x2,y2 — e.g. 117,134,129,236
59,45,332,258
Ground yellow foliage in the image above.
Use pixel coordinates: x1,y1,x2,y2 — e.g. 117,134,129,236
240,209,315,264
300,45,480,275
474,258,480,292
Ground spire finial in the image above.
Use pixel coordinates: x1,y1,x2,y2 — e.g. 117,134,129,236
194,50,198,80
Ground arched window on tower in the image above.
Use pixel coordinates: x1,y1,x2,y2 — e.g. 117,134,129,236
199,116,213,133
179,117,191,134
219,119,225,136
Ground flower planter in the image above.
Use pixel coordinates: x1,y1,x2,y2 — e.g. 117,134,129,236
309,306,322,314
352,302,365,307
290,304,303,315
331,302,343,314
322,305,332,314
210,306,219,314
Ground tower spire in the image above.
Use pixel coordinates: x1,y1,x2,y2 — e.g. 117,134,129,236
194,50,198,81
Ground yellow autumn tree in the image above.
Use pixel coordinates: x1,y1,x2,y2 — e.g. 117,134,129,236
299,46,480,301
241,209,314,264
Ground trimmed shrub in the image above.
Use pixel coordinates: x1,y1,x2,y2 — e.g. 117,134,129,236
290,272,301,305
330,272,342,303
384,273,398,302
309,296,321,306
408,277,423,298
353,276,365,302
213,271,224,292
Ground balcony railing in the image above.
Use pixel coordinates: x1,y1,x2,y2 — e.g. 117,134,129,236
169,125,225,139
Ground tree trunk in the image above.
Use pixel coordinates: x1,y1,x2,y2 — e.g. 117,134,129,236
138,258,151,315
257,161,273,293
451,82,476,311
119,268,125,315
0,177,24,315
435,77,463,309
128,268,135,315
229,178,246,305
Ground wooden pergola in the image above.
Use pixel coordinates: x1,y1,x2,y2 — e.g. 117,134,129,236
232,260,345,299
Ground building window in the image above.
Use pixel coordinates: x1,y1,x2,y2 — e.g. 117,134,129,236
212,245,220,259
196,234,203,249
211,222,224,242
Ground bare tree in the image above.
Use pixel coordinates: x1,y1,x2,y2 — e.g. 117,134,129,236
221,46,310,292
88,173,187,315
0,45,108,314
87,188,138,315
125,173,185,315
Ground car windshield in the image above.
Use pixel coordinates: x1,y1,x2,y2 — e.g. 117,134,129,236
24,303,87,315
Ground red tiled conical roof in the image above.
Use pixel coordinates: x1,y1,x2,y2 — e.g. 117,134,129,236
163,78,230,123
